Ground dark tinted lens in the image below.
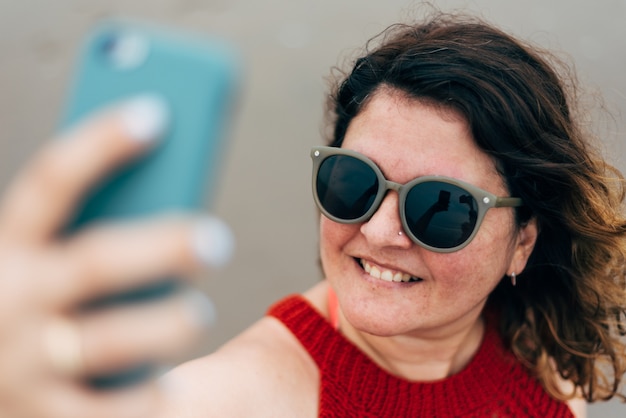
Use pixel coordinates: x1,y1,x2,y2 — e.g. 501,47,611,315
404,181,478,248
316,155,379,220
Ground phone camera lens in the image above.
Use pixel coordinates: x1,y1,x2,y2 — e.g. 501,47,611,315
98,30,149,70
99,33,118,55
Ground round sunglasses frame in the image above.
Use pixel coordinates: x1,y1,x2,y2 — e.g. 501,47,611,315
310,146,523,253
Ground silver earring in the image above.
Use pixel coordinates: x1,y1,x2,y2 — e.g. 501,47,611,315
398,231,403,236
510,272,517,286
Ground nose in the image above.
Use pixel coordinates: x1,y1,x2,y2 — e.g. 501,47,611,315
359,191,413,249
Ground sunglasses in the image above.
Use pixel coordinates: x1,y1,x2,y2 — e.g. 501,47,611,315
311,146,523,253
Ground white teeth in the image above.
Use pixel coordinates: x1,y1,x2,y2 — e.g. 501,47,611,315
381,270,393,282
370,266,382,279
361,260,413,283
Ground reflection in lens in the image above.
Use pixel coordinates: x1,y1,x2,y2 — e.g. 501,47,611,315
317,155,378,220
405,182,477,248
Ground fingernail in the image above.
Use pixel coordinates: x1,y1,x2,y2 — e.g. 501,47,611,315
183,289,217,329
120,95,170,142
192,216,235,268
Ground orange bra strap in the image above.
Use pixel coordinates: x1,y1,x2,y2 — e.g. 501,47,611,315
327,285,340,330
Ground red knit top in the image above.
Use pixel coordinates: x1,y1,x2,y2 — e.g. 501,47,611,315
267,294,574,418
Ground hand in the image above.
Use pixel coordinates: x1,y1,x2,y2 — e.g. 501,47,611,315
0,98,233,418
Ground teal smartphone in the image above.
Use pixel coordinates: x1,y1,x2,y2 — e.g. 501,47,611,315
63,20,240,229
61,20,240,388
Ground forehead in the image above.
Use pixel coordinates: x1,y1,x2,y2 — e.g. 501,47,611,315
342,90,502,188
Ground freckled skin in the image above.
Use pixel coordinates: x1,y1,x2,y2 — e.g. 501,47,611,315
320,89,536,342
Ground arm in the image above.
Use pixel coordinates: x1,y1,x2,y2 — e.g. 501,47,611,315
567,398,587,418
156,316,319,418
555,369,587,418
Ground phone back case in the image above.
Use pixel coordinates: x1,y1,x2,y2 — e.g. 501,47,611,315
63,20,240,229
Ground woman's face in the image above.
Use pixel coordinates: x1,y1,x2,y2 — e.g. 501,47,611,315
319,89,537,338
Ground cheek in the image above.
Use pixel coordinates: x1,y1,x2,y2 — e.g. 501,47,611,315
423,248,507,314
479,210,519,263
441,215,517,288
319,216,369,292
319,216,354,263
427,211,518,287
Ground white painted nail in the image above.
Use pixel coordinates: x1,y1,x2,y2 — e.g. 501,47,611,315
120,95,170,142
192,216,235,268
183,288,217,329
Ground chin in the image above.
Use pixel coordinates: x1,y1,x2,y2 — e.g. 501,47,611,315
339,296,421,337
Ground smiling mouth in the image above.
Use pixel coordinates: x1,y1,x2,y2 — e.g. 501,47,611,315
357,259,422,283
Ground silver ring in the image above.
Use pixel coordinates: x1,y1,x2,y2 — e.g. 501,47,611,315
42,316,83,377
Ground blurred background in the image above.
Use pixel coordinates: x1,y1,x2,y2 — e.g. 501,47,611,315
0,0,624,415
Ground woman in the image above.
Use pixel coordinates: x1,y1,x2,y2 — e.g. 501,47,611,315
1,11,624,418
158,13,626,417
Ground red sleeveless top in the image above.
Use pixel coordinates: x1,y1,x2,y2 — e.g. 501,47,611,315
267,294,574,418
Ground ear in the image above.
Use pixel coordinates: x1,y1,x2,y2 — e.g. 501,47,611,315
507,217,539,275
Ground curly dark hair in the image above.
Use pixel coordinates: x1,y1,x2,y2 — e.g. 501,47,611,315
325,12,626,402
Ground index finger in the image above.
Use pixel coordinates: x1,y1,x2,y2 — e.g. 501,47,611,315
0,97,168,244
